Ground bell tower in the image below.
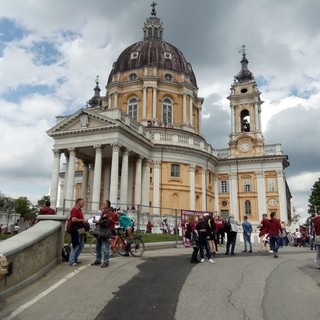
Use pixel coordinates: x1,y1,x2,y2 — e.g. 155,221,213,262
227,46,265,157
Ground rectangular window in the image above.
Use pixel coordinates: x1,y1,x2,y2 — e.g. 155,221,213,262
171,164,180,177
128,105,138,120
243,179,251,192
220,180,228,193
268,178,276,192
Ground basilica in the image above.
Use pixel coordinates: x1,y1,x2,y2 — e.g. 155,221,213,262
47,5,291,224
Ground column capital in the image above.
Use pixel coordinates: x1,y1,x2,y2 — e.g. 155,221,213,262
68,147,76,156
201,168,206,175
190,164,196,172
256,171,265,178
52,149,61,157
277,170,284,177
228,172,238,180
111,143,121,152
122,147,130,155
154,160,161,169
94,145,104,153
143,159,152,167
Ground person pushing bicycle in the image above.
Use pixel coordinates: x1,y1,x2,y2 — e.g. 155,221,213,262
117,210,133,256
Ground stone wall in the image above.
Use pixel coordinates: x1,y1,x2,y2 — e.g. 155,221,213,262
0,216,66,299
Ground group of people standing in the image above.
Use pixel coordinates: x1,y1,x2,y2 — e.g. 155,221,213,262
67,198,133,268
187,211,290,263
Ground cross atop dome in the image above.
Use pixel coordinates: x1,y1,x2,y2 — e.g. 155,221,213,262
151,1,157,16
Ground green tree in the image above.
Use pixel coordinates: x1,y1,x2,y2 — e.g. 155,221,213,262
37,195,51,209
14,197,37,220
308,178,320,215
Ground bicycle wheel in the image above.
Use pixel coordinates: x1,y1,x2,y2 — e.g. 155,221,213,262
116,238,127,256
109,237,118,258
89,238,97,256
130,236,145,257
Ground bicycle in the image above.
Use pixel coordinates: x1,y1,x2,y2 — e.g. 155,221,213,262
89,228,145,258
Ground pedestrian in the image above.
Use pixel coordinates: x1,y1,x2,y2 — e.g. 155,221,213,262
146,220,153,233
258,213,270,252
91,200,113,268
207,213,217,255
294,228,302,247
189,215,200,263
68,198,86,266
160,218,169,234
242,215,253,253
39,200,56,215
225,215,238,256
196,214,214,263
310,213,316,250
312,213,320,270
214,213,225,246
280,221,288,247
267,212,282,258
118,210,133,256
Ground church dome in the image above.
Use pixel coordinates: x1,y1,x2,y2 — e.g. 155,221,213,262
107,8,197,87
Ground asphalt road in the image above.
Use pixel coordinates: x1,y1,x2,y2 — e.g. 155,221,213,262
0,246,319,320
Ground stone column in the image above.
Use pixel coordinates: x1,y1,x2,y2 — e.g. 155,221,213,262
109,144,120,206
108,95,112,110
201,169,206,211
153,161,161,214
81,161,89,201
230,104,235,134
214,177,219,213
190,164,196,210
50,149,61,209
114,92,118,109
91,145,103,211
61,153,69,207
277,170,287,222
198,107,202,135
152,87,157,119
142,86,147,119
103,164,111,201
183,92,187,124
255,102,260,132
189,96,193,126
256,171,267,219
134,156,143,207
142,159,151,210
120,148,129,208
65,148,76,208
229,173,239,220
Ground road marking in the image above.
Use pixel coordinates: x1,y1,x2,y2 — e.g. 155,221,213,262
4,264,89,320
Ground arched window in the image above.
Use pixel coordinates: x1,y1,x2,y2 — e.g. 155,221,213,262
128,97,138,121
164,73,172,81
129,73,137,81
162,98,172,125
245,200,251,215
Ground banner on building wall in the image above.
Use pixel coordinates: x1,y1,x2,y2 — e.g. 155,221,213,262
181,209,213,247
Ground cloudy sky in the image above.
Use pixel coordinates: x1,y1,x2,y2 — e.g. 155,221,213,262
0,0,319,220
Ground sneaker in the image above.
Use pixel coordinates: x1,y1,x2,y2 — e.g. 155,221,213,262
200,258,205,263
249,250,252,253
91,261,101,265
101,263,109,268
230,252,235,256
242,250,247,253
274,253,278,258
208,259,214,263
225,252,229,255
269,250,273,253
69,263,77,267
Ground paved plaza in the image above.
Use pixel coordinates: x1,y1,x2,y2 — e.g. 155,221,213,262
0,245,319,320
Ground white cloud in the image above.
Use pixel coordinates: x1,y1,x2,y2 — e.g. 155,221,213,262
0,0,319,219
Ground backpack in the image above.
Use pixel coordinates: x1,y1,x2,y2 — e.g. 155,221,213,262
185,224,192,239
66,217,73,234
62,244,71,262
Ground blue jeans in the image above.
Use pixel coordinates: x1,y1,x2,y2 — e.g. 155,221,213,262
269,236,281,254
243,233,252,251
95,237,110,264
69,236,85,265
316,245,320,268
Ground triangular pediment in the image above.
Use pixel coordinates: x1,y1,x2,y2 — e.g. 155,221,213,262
47,108,119,136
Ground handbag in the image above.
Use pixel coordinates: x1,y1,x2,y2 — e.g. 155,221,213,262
315,235,320,245
77,227,86,236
